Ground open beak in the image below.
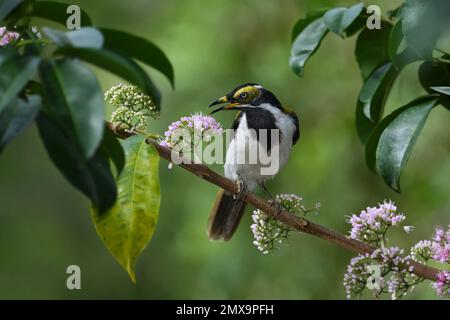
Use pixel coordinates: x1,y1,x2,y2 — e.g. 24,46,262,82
208,96,239,114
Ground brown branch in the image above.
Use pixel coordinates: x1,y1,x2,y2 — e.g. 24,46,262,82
107,123,440,282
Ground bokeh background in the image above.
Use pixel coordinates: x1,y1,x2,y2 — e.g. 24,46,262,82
0,0,449,299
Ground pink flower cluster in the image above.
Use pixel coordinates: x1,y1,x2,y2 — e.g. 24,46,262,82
433,271,450,297
160,113,223,149
432,226,450,263
0,27,20,46
410,225,449,298
343,246,418,299
348,201,405,245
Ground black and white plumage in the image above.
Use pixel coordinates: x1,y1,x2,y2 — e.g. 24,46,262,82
207,83,300,241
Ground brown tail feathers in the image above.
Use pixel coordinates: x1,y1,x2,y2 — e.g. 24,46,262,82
208,189,247,241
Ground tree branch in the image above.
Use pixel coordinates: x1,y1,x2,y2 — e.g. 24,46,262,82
107,123,440,282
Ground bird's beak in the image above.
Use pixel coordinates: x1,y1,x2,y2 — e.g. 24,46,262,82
208,96,239,114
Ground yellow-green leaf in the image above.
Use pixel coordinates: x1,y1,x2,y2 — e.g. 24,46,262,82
91,136,160,282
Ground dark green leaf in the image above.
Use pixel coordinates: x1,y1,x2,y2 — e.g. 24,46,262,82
431,86,450,95
43,27,103,48
290,15,328,77
387,4,404,20
100,28,174,88
388,21,403,64
101,126,125,176
32,1,92,26
0,0,22,21
91,136,160,282
0,95,40,153
418,61,450,93
40,59,104,159
355,100,375,144
291,8,328,41
323,3,364,38
0,48,40,113
358,62,397,122
365,95,439,190
37,112,117,213
402,0,450,58
57,47,161,107
355,23,392,80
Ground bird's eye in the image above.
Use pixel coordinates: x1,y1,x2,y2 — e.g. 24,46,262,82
239,92,248,99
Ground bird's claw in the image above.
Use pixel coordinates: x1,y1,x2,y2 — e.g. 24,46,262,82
233,179,246,200
270,200,283,217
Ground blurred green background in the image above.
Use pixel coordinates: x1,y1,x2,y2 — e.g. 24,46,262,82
0,0,449,299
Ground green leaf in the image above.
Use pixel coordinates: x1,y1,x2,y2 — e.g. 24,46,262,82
402,0,450,59
431,86,450,95
323,3,364,38
291,8,329,41
0,0,22,21
43,27,103,49
0,95,40,153
355,23,392,80
356,62,398,143
101,126,125,176
39,59,104,159
32,1,92,26
387,4,404,20
91,136,160,282
0,48,40,113
365,95,439,191
100,28,174,88
290,15,328,77
418,61,450,93
57,47,161,107
358,62,397,123
355,100,375,144
37,112,117,213
388,21,403,64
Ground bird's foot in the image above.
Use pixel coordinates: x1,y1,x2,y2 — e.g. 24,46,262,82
270,200,284,217
259,182,276,201
233,179,247,200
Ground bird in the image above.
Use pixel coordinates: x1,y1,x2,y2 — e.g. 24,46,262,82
207,83,300,241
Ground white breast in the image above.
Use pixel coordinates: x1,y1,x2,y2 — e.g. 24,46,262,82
224,105,297,191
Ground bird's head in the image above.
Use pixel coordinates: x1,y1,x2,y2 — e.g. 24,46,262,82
208,83,282,114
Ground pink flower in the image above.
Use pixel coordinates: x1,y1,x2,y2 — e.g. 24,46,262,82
433,271,450,298
0,28,20,46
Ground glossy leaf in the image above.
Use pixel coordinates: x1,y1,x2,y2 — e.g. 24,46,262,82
0,0,22,21
32,1,92,26
291,8,328,41
39,59,104,159
101,127,126,176
355,23,392,80
356,63,398,143
100,28,174,87
387,4,404,20
402,0,450,58
388,21,403,65
355,100,375,144
43,27,103,49
323,3,364,38
57,47,161,107
365,95,439,191
92,136,160,282
431,86,450,96
0,95,40,153
290,15,328,77
0,48,40,113
37,112,117,213
418,61,450,93
358,62,397,122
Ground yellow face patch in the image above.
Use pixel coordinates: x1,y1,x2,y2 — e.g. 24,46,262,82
233,86,260,103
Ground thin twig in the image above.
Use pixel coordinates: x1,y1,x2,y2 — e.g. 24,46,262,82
107,123,440,281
